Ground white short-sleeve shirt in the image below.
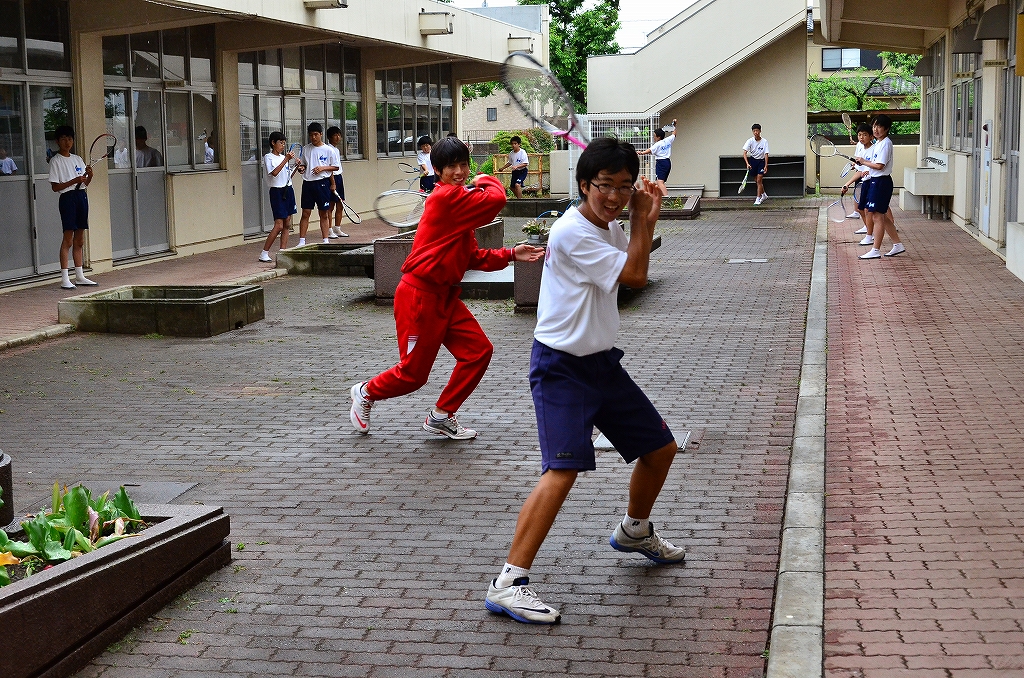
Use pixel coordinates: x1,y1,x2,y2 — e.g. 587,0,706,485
264,152,291,188
508,148,528,169
417,149,434,176
854,141,870,173
301,143,335,183
650,134,675,160
743,136,769,159
534,206,629,357
865,136,893,178
330,144,343,176
48,153,86,194
0,157,17,174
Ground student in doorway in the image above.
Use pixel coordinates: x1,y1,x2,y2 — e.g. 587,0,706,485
742,124,770,205
325,126,349,239
348,137,543,439
259,131,297,262
499,136,529,199
295,122,338,247
484,137,683,626
638,118,677,195
48,126,98,290
417,135,436,193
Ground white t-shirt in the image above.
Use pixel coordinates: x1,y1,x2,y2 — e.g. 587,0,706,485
854,141,870,173
743,136,769,159
650,134,675,160
508,148,528,170
865,136,893,178
534,206,629,357
204,141,214,164
48,153,86,194
301,143,335,183
417,149,434,176
264,152,291,188
330,144,343,176
0,157,17,174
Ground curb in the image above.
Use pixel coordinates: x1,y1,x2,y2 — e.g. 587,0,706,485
765,206,827,677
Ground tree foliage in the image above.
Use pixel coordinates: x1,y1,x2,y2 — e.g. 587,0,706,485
808,52,922,135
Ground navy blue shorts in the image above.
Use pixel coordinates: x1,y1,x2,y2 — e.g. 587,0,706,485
420,175,436,193
330,174,345,202
748,157,766,176
856,178,870,211
511,168,528,187
58,190,89,231
655,158,671,182
530,340,675,473
864,175,893,213
300,178,333,212
269,186,296,220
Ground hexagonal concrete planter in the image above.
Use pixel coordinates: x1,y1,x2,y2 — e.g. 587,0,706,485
57,285,264,337
0,503,230,678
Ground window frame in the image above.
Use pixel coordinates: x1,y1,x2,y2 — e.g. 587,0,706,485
374,64,453,157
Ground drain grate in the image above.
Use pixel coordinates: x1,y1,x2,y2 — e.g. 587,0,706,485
727,258,770,264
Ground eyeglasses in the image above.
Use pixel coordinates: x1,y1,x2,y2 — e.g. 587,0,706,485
588,182,636,197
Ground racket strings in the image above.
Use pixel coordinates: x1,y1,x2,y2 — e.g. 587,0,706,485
809,134,837,157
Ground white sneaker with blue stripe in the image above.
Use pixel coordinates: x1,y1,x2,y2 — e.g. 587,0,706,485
610,522,686,564
485,577,561,624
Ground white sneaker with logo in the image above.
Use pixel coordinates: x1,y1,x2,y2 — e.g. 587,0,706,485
854,226,868,235
884,243,905,257
422,411,477,440
349,382,373,434
609,522,686,564
858,235,874,246
485,577,561,624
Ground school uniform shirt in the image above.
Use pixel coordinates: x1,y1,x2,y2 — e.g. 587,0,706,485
48,153,87,194
0,157,16,174
743,137,769,159
400,175,511,288
263,152,291,188
204,142,214,164
508,148,528,169
301,143,335,183
416,149,434,176
855,141,870,173
650,134,675,160
534,206,629,357
330,144,343,176
864,136,893,178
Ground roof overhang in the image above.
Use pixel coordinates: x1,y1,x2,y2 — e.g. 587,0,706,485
819,0,948,53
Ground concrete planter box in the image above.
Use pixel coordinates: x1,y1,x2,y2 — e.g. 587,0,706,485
500,199,571,218
275,243,373,277
0,503,230,678
57,285,264,337
0,451,11,528
373,219,504,301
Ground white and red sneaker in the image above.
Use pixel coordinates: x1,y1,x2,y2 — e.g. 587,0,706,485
349,382,373,434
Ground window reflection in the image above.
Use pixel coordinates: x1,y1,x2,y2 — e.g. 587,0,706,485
30,85,71,169
25,0,69,72
0,84,25,174
0,0,21,70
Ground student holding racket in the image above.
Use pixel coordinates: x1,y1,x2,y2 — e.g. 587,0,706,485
743,124,770,204
258,132,298,262
855,114,904,259
638,118,677,195
349,137,543,439
48,126,100,289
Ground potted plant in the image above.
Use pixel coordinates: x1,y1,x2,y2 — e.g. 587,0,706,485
522,217,551,245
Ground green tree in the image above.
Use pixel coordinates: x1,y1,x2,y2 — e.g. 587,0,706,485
808,52,921,135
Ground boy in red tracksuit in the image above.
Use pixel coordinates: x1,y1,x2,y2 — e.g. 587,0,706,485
350,136,544,439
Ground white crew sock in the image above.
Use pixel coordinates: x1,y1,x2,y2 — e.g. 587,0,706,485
298,238,306,246
622,514,650,538
61,269,73,285
261,250,270,257
74,266,96,285
495,562,530,588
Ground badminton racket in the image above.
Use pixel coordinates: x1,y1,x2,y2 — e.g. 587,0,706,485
501,51,589,150
373,189,427,228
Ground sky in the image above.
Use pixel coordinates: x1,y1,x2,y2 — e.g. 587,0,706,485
445,0,701,53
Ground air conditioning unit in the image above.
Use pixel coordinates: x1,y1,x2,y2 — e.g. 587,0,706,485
304,0,347,8
419,11,454,35
507,36,533,53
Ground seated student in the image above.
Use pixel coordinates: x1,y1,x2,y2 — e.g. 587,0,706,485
499,136,529,199
856,114,904,259
416,135,436,193
259,131,297,262
325,126,348,239
638,118,677,195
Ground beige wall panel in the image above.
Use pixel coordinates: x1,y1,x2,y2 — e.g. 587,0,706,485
950,152,970,226
809,144,918,190
167,171,241,253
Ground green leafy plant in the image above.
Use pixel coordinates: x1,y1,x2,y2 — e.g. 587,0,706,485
522,218,551,239
0,483,145,587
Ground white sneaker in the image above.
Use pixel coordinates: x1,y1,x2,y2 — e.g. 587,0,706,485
322,238,330,244
753,196,762,205
422,411,477,440
349,382,373,434
258,252,272,262
74,275,98,286
854,226,868,235
858,235,874,246
335,230,349,237
859,248,882,259
760,192,769,202
847,212,859,219
61,281,76,290
610,522,686,564
884,243,905,257
485,578,561,625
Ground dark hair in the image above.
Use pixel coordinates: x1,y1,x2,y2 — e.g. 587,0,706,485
325,126,342,139
855,122,872,135
446,131,459,138
430,136,470,171
751,123,762,131
872,114,892,131
54,125,75,141
653,128,666,140
575,136,640,187
134,125,147,140
307,121,323,134
417,135,432,148
510,135,522,145
268,131,286,145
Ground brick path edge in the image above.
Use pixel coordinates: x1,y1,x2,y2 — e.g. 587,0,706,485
766,206,827,678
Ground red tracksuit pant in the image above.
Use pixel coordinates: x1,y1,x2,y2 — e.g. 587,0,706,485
365,279,493,413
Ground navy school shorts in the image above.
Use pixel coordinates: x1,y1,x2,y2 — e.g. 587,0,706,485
856,178,871,211
331,174,345,203
58,190,89,231
864,175,894,213
511,167,528,187
655,158,671,182
748,156,766,176
269,185,296,220
420,175,436,193
530,340,675,473
300,177,333,212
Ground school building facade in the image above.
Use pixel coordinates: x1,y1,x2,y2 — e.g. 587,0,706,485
0,0,545,287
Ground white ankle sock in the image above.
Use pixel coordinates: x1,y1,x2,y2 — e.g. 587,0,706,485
298,238,306,246
430,408,447,420
61,269,72,285
495,562,529,588
622,514,650,538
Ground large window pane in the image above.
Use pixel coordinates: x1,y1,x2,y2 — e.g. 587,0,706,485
134,90,164,167
103,35,128,77
344,48,360,93
282,47,301,90
259,95,282,154
30,85,71,170
388,103,401,153
303,45,324,91
439,63,451,100
416,104,429,141
402,69,413,98
25,0,69,72
326,45,342,93
0,85,25,172
104,89,132,169
441,104,452,137
403,103,414,153
284,96,302,150
164,91,190,168
162,28,188,81
304,98,325,131
239,96,256,161
822,49,840,70
375,71,384,97
0,0,22,70
238,51,256,88
190,24,215,82
415,67,428,99
193,92,216,165
386,69,400,97
376,103,386,155
345,100,361,157
429,64,440,100
430,105,439,142
258,49,281,89
131,31,161,80
328,99,343,144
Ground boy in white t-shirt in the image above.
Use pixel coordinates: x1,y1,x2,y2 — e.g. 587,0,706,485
841,123,873,233
856,114,904,259
295,122,338,247
638,118,677,195
499,136,529,199
259,131,298,262
742,124,770,204
48,125,97,290
416,136,435,193
325,126,349,239
485,137,684,626
0,147,17,175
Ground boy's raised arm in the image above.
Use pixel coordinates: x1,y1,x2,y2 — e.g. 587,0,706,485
618,177,660,288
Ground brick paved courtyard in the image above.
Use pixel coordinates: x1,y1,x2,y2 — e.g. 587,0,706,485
0,208,817,677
